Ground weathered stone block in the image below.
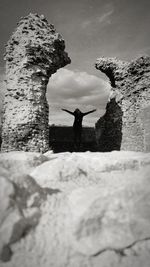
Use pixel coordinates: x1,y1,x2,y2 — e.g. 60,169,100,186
1,151,150,266
95,56,150,152
1,13,71,152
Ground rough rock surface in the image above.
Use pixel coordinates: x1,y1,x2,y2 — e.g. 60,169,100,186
95,56,150,152
0,151,59,262
1,13,70,152
0,151,48,176
0,150,150,267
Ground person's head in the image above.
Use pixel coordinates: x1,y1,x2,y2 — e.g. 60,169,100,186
74,108,81,114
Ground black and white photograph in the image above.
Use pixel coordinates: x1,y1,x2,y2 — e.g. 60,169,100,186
0,0,150,266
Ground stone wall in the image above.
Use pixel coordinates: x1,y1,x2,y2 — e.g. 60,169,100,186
1,13,70,152
95,56,150,152
95,98,123,151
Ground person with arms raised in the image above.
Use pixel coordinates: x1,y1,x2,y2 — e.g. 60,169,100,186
62,108,96,150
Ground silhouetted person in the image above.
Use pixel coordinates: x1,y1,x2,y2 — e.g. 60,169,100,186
62,108,96,150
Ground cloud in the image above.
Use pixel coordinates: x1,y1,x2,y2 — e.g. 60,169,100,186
97,8,114,24
47,68,110,106
81,3,114,30
81,20,92,29
47,68,110,126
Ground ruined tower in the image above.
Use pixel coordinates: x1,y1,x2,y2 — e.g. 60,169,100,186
95,56,150,152
1,13,70,152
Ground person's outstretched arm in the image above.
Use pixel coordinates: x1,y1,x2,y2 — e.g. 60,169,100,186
83,109,97,116
61,109,74,115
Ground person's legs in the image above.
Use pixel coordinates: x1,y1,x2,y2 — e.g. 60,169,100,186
73,128,82,150
73,128,77,149
77,129,82,147
73,127,81,150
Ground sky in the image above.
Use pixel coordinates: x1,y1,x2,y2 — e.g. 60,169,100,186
0,0,150,126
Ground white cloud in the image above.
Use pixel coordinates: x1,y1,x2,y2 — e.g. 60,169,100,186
81,20,92,29
47,68,110,126
81,3,114,30
97,9,114,24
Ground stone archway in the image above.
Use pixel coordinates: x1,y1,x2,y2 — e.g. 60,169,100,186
1,13,71,152
95,56,150,152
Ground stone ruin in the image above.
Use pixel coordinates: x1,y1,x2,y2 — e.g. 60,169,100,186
1,13,70,152
1,13,150,154
95,56,150,152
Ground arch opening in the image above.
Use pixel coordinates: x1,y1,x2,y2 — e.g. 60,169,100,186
47,68,111,152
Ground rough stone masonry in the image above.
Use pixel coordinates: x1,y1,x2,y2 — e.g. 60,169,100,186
95,56,150,152
1,13,70,152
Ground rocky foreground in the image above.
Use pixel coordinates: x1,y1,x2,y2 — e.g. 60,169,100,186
0,150,150,267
